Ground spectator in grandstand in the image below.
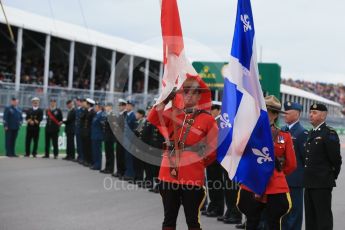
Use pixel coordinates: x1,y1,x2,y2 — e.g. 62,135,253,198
25,97,43,158
3,97,23,157
43,99,63,159
63,100,76,160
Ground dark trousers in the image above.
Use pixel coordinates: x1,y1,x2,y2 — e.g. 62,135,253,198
66,133,75,159
76,133,84,161
133,150,145,181
206,161,224,215
146,163,160,188
159,182,206,229
115,141,126,175
5,129,18,156
224,174,241,219
237,189,291,230
282,187,303,230
82,136,92,165
45,131,59,157
104,140,115,172
305,188,333,230
25,128,39,156
92,139,102,170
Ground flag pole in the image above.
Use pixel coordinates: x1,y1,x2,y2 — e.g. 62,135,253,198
0,0,15,44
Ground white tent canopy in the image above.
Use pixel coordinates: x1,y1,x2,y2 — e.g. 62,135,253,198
0,6,162,62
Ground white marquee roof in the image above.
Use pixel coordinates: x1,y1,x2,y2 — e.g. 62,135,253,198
0,6,162,62
281,84,341,107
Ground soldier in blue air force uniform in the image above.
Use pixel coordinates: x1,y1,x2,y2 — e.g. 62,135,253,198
3,97,23,157
281,102,308,230
91,102,106,170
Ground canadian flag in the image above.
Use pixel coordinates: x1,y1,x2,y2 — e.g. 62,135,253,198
155,0,198,109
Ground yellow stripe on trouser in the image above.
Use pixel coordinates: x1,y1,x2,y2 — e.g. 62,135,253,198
197,186,207,226
279,192,292,230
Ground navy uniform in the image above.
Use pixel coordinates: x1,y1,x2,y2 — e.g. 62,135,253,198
282,102,308,230
304,103,342,230
3,97,23,157
44,100,63,159
91,103,106,170
123,100,137,180
111,99,127,178
80,98,96,166
204,103,226,219
132,109,147,184
101,103,116,174
141,116,165,191
25,97,43,157
75,98,85,162
63,100,76,160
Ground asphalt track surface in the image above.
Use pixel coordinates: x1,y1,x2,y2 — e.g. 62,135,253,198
0,138,344,230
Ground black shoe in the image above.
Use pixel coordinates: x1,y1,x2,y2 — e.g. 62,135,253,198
223,217,242,224
123,176,134,182
100,169,112,174
62,157,69,160
90,166,101,170
33,155,37,158
24,154,30,157
148,187,159,193
235,222,245,229
217,215,230,221
42,155,49,158
112,172,122,177
206,210,220,218
54,156,58,159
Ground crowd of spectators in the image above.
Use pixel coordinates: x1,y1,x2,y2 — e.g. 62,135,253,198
282,78,345,106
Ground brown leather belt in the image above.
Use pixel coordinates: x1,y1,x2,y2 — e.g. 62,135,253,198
163,141,205,154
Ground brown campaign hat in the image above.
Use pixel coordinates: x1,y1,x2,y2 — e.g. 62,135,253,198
265,95,286,114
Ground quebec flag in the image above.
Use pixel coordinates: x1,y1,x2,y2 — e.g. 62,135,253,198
217,0,274,195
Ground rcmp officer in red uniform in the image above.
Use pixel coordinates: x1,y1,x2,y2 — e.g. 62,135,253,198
148,75,218,230
237,95,297,230
304,103,342,230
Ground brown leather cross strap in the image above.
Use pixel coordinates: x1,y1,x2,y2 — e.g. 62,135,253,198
168,109,208,178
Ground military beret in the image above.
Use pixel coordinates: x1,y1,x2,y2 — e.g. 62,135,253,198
284,101,303,111
310,103,328,111
105,102,113,107
50,98,57,102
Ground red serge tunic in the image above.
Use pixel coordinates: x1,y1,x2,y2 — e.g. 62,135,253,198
148,107,218,186
241,130,297,194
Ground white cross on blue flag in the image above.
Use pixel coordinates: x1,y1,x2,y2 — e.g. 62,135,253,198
217,0,274,195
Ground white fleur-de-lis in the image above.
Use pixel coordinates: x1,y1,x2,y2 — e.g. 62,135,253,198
240,14,252,32
220,113,232,129
252,147,273,164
